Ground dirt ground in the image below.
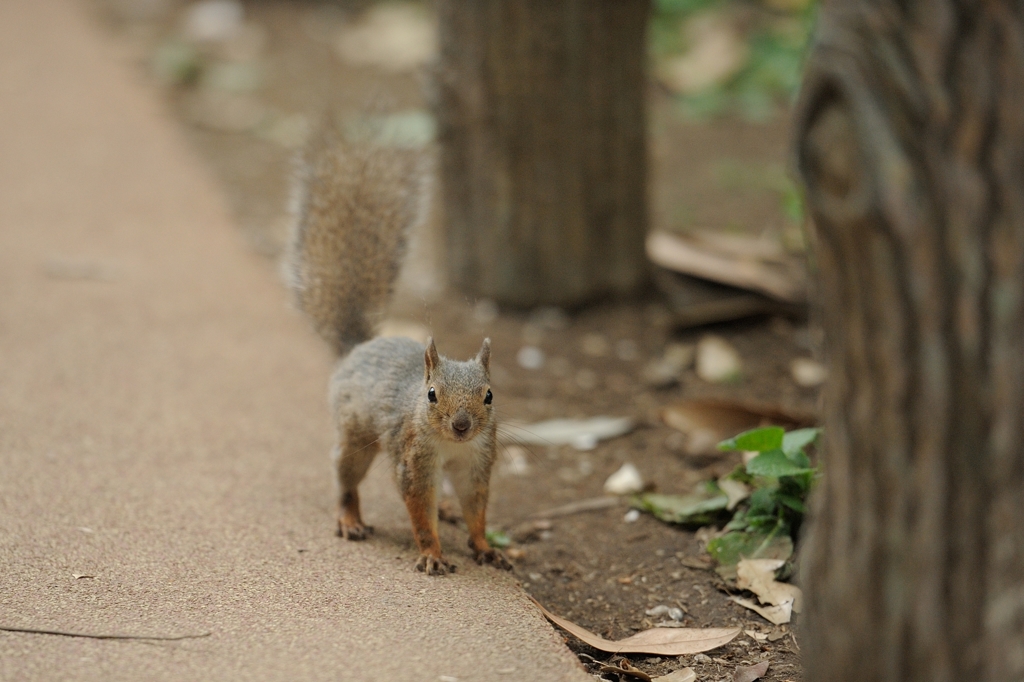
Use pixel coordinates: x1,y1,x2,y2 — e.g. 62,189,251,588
89,2,817,679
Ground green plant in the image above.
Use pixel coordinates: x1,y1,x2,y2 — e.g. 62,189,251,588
708,426,820,566
631,425,820,572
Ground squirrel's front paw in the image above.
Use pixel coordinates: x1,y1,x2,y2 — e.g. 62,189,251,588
474,548,513,571
416,554,456,576
336,518,373,541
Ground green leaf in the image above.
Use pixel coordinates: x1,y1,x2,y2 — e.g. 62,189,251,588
706,531,793,567
776,494,806,514
746,449,816,478
782,428,821,458
632,492,729,526
787,449,812,469
745,487,778,518
485,530,511,549
724,463,754,485
717,426,785,453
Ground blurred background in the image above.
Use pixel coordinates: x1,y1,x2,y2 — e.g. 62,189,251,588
86,1,819,677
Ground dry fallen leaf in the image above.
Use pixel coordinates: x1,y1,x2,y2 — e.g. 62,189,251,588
680,556,714,570
744,629,768,642
532,598,740,656
599,659,652,681
733,660,770,682
646,230,806,304
718,477,751,511
736,559,803,613
500,416,635,450
729,596,793,625
653,667,696,682
661,399,815,455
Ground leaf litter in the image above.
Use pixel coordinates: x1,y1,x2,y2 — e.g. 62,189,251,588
729,558,802,625
736,559,802,612
733,660,770,682
500,416,635,451
599,658,653,681
531,598,740,656
652,668,696,682
661,398,814,455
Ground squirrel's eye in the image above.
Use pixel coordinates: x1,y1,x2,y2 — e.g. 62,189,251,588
484,389,493,405
428,387,437,403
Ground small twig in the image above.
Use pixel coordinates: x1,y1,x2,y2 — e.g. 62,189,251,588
0,625,211,641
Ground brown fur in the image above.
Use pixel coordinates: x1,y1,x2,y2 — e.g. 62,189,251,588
287,129,508,575
287,123,425,356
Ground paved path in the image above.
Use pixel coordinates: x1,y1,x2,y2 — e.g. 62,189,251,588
0,3,587,680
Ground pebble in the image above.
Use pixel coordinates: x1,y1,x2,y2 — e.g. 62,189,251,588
694,335,742,383
645,605,684,621
641,342,695,387
623,509,641,523
791,357,828,387
516,346,545,370
693,654,712,665
183,0,243,42
603,463,644,495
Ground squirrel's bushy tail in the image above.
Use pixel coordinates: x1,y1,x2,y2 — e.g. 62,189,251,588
287,123,427,357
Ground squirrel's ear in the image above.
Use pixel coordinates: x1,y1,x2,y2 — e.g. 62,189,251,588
475,338,491,372
424,337,440,379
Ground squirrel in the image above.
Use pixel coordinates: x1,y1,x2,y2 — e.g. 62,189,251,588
286,122,510,576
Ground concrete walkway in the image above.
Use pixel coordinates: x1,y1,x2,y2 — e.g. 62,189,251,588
0,3,587,680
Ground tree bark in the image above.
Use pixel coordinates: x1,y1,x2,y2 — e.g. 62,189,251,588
795,2,1024,680
434,0,649,308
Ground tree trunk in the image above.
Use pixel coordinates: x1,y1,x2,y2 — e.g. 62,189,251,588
795,2,1024,680
434,0,649,308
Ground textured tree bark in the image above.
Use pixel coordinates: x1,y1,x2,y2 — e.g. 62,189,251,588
434,0,649,307
796,2,1024,680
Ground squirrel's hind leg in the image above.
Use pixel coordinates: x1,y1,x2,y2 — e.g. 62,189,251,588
333,428,379,540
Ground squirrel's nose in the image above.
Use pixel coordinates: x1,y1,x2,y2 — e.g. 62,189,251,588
452,412,472,434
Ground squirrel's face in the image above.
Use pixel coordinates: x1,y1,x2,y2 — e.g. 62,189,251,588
423,338,493,443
